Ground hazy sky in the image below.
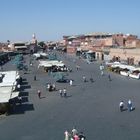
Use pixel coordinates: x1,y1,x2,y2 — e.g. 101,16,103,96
0,0,140,42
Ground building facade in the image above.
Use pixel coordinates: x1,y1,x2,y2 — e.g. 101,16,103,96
63,33,140,61
109,48,140,65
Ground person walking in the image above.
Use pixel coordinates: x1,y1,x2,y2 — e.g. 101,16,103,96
73,134,80,140
37,90,41,99
119,101,124,112
100,64,104,76
127,99,133,112
59,89,63,97
64,130,70,140
47,83,51,91
72,127,78,137
63,88,67,97
70,80,73,86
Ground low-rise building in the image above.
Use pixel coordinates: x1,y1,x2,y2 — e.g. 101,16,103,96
63,32,140,62
109,48,140,65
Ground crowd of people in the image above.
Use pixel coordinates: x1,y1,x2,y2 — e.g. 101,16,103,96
64,127,86,140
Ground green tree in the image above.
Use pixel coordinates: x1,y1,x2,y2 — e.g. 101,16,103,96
38,41,46,48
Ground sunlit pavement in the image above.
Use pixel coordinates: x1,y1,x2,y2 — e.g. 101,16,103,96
0,52,140,140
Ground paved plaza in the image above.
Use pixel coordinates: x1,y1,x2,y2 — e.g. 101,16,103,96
0,51,140,140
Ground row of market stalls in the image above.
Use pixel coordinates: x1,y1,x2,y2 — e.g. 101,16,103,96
33,52,48,60
106,62,140,79
0,71,20,114
35,51,70,82
33,52,57,60
38,60,70,82
12,54,28,71
38,60,69,72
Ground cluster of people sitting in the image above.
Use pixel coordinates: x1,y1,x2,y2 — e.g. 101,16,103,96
47,83,56,92
119,99,135,112
48,65,71,73
64,127,86,140
46,65,72,73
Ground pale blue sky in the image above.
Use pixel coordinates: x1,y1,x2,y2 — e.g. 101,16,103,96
0,0,140,42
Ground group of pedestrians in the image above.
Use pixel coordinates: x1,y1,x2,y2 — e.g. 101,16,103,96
59,88,67,97
76,65,80,70
119,99,134,112
47,83,56,92
82,76,94,83
64,127,86,140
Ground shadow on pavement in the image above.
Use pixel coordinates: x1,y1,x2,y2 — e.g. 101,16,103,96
10,104,34,115
40,96,46,99
21,81,28,85
22,78,27,82
64,95,72,98
21,85,31,90
19,91,29,97
21,97,29,103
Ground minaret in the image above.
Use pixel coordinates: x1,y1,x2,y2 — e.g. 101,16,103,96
30,33,38,53
31,33,37,45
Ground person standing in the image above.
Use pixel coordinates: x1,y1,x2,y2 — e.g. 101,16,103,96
127,99,133,112
72,127,78,137
70,80,73,86
47,83,50,91
59,89,63,97
82,76,86,82
34,75,36,81
73,134,80,140
119,101,124,112
79,132,86,140
100,64,104,76
63,88,67,97
64,130,70,140
52,83,56,91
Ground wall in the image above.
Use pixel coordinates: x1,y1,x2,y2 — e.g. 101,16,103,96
67,46,76,54
110,48,140,65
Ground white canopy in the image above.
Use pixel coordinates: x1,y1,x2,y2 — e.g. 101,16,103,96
0,71,18,87
38,60,65,68
111,63,136,71
0,87,12,103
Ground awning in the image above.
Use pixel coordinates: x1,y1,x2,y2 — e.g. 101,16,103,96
54,63,64,67
15,46,27,49
0,96,10,103
10,91,19,99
